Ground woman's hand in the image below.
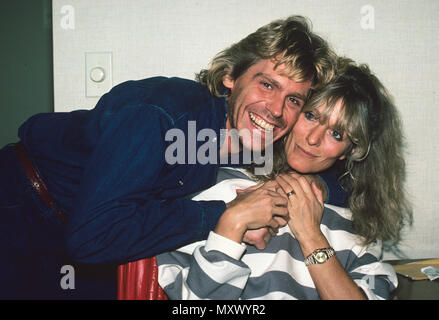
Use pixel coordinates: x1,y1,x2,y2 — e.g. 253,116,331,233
275,172,325,247
277,172,367,300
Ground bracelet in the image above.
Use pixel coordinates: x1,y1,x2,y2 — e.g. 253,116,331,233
304,247,335,266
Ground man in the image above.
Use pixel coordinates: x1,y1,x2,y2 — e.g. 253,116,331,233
0,16,341,299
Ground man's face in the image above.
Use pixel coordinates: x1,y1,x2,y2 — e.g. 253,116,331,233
223,59,311,152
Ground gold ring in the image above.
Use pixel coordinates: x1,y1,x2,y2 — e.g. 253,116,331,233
286,190,295,198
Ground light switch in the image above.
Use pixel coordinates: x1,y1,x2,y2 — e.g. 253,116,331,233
85,52,112,97
90,67,106,83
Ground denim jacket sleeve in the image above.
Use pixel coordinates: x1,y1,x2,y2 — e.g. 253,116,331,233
65,99,225,264
318,165,348,207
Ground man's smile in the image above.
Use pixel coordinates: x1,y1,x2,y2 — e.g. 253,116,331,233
249,112,276,132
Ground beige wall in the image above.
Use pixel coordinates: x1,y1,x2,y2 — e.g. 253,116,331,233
52,0,439,260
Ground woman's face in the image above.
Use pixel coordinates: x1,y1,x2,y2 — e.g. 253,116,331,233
284,101,353,173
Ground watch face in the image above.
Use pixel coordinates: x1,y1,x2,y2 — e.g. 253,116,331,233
315,251,328,263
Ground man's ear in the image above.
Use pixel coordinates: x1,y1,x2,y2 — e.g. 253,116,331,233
222,74,235,89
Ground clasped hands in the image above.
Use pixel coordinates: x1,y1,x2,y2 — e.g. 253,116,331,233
214,172,327,249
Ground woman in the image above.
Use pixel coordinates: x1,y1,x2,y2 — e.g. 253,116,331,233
156,58,412,300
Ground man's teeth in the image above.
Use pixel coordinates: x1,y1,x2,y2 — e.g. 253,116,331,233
249,112,274,132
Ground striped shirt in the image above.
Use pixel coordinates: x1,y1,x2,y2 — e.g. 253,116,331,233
157,169,397,300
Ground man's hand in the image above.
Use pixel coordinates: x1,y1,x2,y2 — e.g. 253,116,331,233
242,226,281,250
242,228,272,250
237,181,286,250
215,181,289,245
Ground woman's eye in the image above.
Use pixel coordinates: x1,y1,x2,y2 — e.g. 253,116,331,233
332,130,343,141
304,111,316,121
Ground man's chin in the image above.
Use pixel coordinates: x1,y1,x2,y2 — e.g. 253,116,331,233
240,141,268,153
271,128,287,141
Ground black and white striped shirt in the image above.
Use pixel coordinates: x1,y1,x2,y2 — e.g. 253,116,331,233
157,171,397,300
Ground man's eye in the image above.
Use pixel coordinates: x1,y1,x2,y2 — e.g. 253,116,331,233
261,82,272,89
288,97,300,106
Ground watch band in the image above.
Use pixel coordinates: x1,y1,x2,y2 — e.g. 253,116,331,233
304,247,335,266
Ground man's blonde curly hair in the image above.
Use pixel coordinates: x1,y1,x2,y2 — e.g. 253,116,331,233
196,16,337,98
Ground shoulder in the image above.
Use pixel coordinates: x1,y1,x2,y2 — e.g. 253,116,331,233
192,178,257,203
322,204,354,232
320,205,365,254
112,77,223,121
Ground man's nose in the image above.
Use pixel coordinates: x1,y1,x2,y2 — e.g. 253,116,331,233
266,96,284,118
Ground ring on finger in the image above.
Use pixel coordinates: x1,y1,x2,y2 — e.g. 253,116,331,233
286,190,295,198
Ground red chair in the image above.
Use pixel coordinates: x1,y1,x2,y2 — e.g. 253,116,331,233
117,256,168,300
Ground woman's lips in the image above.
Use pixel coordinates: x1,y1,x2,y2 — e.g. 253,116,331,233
296,144,317,158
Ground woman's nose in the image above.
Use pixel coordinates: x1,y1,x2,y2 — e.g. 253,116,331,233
306,125,324,146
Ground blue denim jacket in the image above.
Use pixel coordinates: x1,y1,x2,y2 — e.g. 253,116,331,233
18,77,346,264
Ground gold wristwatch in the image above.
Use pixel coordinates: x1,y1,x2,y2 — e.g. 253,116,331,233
304,247,335,266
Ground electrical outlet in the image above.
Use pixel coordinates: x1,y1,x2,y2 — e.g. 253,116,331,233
85,52,112,97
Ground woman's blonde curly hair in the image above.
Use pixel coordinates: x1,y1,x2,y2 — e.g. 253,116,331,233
268,57,413,247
